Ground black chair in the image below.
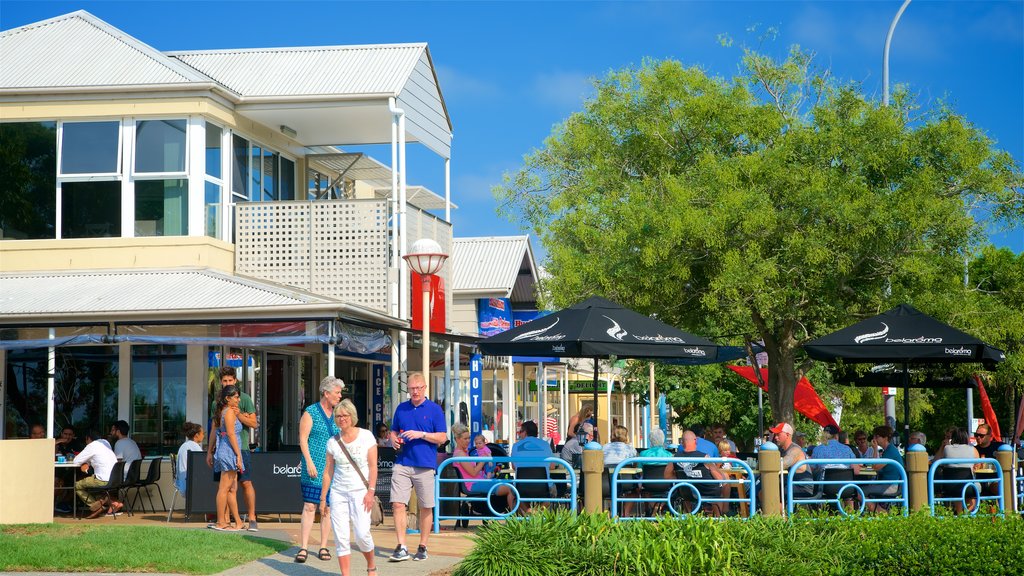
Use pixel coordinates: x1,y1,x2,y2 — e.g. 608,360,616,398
672,468,719,515
131,457,166,513
515,466,552,510
119,459,143,516
939,466,976,499
83,461,126,519
452,465,508,527
641,464,671,515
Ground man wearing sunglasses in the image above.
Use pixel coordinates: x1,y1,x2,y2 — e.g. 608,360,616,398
973,423,1004,496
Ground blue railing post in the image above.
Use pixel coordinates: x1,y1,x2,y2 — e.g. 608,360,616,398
927,457,1003,517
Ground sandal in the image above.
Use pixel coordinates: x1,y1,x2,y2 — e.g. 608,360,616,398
294,548,308,563
318,547,332,561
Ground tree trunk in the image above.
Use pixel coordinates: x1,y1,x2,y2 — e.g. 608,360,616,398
765,335,798,426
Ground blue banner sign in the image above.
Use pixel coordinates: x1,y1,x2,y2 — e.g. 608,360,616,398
372,364,385,427
477,298,512,337
511,309,551,328
470,353,483,441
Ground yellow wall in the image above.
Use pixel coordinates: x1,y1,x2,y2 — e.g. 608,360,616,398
0,439,55,524
0,237,235,274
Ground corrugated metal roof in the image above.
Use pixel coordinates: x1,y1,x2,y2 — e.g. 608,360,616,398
0,11,210,89
452,236,536,297
0,269,332,316
169,44,425,98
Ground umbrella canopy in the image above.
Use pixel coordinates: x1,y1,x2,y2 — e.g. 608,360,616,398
803,304,1005,366
478,296,729,361
728,366,839,429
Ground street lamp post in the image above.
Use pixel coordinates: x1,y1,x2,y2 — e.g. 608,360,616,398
883,0,912,107
403,238,448,389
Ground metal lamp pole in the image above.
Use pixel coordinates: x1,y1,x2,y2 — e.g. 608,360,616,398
404,238,448,388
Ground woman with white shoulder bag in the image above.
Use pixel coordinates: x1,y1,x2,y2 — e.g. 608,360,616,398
320,399,380,576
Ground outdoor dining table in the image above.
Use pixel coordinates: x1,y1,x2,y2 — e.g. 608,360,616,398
54,460,83,518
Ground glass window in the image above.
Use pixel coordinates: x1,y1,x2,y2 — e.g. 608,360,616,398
280,157,295,200
135,119,186,173
0,122,57,239
61,181,121,238
60,121,119,174
2,346,117,439
205,123,222,179
231,134,249,200
131,345,186,452
251,144,262,202
205,181,221,238
262,149,277,201
135,179,188,236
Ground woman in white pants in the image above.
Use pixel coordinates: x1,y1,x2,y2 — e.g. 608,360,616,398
320,399,378,576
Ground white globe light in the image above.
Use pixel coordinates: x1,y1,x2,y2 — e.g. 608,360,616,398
404,238,448,275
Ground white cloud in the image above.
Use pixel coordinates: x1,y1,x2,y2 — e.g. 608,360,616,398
435,64,500,100
530,70,596,110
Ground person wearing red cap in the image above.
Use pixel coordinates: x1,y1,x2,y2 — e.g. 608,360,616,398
769,422,813,499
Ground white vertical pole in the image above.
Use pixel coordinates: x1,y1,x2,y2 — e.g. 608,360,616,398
47,329,56,438
539,363,547,440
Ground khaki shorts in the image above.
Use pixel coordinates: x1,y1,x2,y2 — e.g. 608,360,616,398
390,464,436,509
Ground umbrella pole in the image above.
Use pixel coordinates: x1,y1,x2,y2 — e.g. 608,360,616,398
593,357,599,438
902,363,910,447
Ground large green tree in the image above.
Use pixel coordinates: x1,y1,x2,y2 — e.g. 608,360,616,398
496,47,1023,425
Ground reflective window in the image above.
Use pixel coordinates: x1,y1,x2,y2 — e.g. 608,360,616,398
135,119,186,173
60,121,119,174
280,157,295,200
135,179,188,236
131,345,186,451
206,123,222,179
0,122,57,239
231,134,249,200
205,181,221,238
251,144,263,202
61,181,121,238
261,149,277,201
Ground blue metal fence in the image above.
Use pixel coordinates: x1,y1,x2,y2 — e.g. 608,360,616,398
434,456,576,533
610,457,756,520
786,458,908,517
927,458,1003,517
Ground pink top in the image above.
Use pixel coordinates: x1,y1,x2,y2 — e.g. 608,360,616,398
455,447,488,491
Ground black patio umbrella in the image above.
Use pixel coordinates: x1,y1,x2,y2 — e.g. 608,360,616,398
477,296,743,428
803,304,1006,442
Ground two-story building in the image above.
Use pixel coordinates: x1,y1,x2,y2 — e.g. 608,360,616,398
1,10,459,453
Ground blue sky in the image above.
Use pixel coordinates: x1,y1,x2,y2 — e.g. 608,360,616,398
4,1,1022,257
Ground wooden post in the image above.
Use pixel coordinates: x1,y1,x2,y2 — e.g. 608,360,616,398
758,444,782,516
996,446,1015,514
905,445,928,512
582,448,604,514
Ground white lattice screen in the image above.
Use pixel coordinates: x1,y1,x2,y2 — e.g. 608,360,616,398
235,200,390,312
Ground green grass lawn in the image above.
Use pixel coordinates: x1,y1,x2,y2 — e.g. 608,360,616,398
0,524,290,574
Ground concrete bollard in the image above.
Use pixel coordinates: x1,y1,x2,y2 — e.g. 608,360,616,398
758,442,781,516
906,444,928,512
996,445,1014,514
582,447,604,514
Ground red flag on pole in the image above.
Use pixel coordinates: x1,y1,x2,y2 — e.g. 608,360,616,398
973,374,1001,440
727,366,839,429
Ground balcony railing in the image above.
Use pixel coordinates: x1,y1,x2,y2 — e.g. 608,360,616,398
234,199,451,316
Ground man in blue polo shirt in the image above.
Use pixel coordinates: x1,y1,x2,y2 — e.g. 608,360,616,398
388,373,446,562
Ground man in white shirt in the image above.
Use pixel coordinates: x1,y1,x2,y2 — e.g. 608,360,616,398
73,431,121,518
110,420,141,479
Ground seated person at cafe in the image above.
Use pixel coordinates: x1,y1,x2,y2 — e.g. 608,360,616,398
560,422,595,468
770,422,814,499
710,423,737,454
175,422,204,496
972,423,1004,496
666,430,725,516
603,425,637,467
865,425,904,512
110,420,141,479
29,423,46,439
933,427,981,515
73,430,122,518
853,430,875,458
55,425,83,457
450,423,514,510
639,428,673,466
908,430,927,451
812,425,858,470
691,424,720,458
511,421,553,513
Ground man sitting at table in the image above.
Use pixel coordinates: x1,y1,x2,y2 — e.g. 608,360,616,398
559,422,595,468
73,431,122,518
770,422,814,500
972,423,1004,496
865,425,904,512
110,420,141,479
511,421,553,514
810,425,861,509
666,430,724,516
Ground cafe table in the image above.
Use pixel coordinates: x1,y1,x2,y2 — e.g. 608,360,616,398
54,459,83,518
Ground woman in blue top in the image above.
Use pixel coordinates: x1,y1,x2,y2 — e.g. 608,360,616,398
295,376,344,563
212,386,244,531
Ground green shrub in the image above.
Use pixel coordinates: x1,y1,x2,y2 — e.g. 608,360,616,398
452,510,1024,576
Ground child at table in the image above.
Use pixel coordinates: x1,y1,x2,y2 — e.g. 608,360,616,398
472,434,496,476
718,441,735,469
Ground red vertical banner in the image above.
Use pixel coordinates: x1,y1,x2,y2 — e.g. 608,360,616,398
974,374,1001,440
411,271,446,333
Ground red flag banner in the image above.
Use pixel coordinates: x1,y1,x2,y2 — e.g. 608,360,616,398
728,365,840,429
973,374,1001,440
